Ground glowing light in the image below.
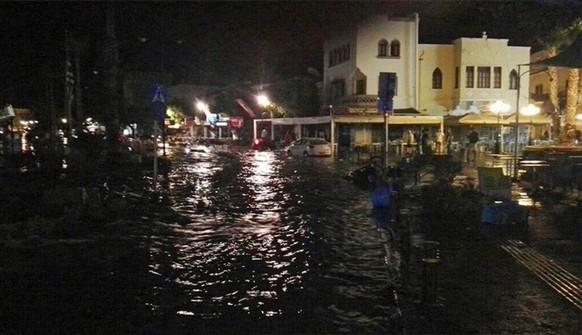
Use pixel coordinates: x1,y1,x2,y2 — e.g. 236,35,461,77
490,100,510,115
520,104,540,117
195,101,209,113
257,95,271,107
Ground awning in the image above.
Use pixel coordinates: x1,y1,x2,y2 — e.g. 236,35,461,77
267,116,332,125
332,114,442,125
504,113,553,125
458,113,509,125
234,98,257,119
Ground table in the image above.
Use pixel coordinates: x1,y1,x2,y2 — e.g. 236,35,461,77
519,159,550,181
487,154,519,176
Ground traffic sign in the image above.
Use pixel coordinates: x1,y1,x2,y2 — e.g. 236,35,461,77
150,84,167,104
152,101,166,122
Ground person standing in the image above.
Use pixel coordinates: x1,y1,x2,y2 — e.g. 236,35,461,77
445,128,453,154
435,129,445,154
283,131,293,146
467,127,479,163
421,129,432,155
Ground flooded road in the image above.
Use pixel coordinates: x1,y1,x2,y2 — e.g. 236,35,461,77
1,145,403,334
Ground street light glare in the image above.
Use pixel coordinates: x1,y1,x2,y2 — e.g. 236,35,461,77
490,100,510,115
521,104,540,116
196,101,209,113
257,95,271,107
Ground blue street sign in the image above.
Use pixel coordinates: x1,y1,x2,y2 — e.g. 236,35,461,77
377,100,393,114
150,84,167,104
152,101,166,122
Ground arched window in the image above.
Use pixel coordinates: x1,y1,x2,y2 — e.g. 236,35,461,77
390,40,400,57
378,39,388,57
432,68,443,89
509,70,518,89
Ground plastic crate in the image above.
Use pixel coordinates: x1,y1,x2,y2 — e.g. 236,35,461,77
481,203,529,225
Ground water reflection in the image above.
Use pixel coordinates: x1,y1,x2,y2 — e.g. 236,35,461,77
147,145,401,333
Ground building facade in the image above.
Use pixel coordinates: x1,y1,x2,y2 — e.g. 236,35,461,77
322,14,420,114
322,14,531,117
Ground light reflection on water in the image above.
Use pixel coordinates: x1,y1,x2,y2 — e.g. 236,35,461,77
149,145,401,333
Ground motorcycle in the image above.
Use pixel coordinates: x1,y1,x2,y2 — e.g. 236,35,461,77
250,138,276,151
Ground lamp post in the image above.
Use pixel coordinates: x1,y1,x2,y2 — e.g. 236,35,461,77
196,100,210,139
257,94,274,141
490,100,510,154
521,104,540,146
513,64,550,179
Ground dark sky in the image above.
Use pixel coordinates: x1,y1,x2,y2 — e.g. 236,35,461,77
1,1,579,107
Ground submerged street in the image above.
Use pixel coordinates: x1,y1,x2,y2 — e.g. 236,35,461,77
1,144,580,334
1,146,405,334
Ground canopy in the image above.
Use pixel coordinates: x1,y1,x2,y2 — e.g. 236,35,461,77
458,113,509,125
269,116,331,125
332,114,443,125
504,113,553,125
530,35,582,69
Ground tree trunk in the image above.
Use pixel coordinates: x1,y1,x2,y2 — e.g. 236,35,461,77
547,48,561,141
563,68,579,145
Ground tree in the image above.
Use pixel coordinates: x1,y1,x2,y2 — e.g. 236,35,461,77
537,19,581,143
271,77,320,117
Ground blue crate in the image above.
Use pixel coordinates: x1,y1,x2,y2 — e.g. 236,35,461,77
481,203,529,225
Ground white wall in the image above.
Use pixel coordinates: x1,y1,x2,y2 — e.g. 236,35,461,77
354,15,418,109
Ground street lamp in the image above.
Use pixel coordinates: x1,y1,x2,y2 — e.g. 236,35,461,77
490,100,510,154
512,64,551,179
196,101,209,114
521,104,540,146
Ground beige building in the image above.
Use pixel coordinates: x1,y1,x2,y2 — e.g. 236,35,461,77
419,35,530,115
322,14,531,116
322,14,420,113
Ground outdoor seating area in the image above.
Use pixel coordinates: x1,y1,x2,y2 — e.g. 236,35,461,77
477,166,512,201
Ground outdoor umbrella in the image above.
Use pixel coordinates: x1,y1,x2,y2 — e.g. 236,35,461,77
504,113,553,125
458,113,510,125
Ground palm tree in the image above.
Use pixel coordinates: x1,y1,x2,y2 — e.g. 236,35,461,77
537,19,581,144
564,66,580,144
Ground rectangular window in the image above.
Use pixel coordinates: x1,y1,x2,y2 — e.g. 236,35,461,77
455,67,459,89
535,84,543,95
477,66,491,88
466,66,474,88
494,67,501,88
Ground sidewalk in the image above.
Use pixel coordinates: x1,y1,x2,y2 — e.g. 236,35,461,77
398,151,581,334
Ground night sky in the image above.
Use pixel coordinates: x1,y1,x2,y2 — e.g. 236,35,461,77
0,1,579,108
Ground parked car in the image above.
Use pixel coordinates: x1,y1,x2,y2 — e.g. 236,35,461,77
285,137,332,157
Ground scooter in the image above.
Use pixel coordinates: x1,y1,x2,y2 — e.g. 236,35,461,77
250,138,276,151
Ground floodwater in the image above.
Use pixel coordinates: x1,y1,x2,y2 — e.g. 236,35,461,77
1,145,404,334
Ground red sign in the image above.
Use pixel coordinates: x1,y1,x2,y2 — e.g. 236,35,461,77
229,116,244,129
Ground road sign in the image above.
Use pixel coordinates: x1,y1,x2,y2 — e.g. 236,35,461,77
150,84,167,104
152,101,166,122
377,100,393,115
